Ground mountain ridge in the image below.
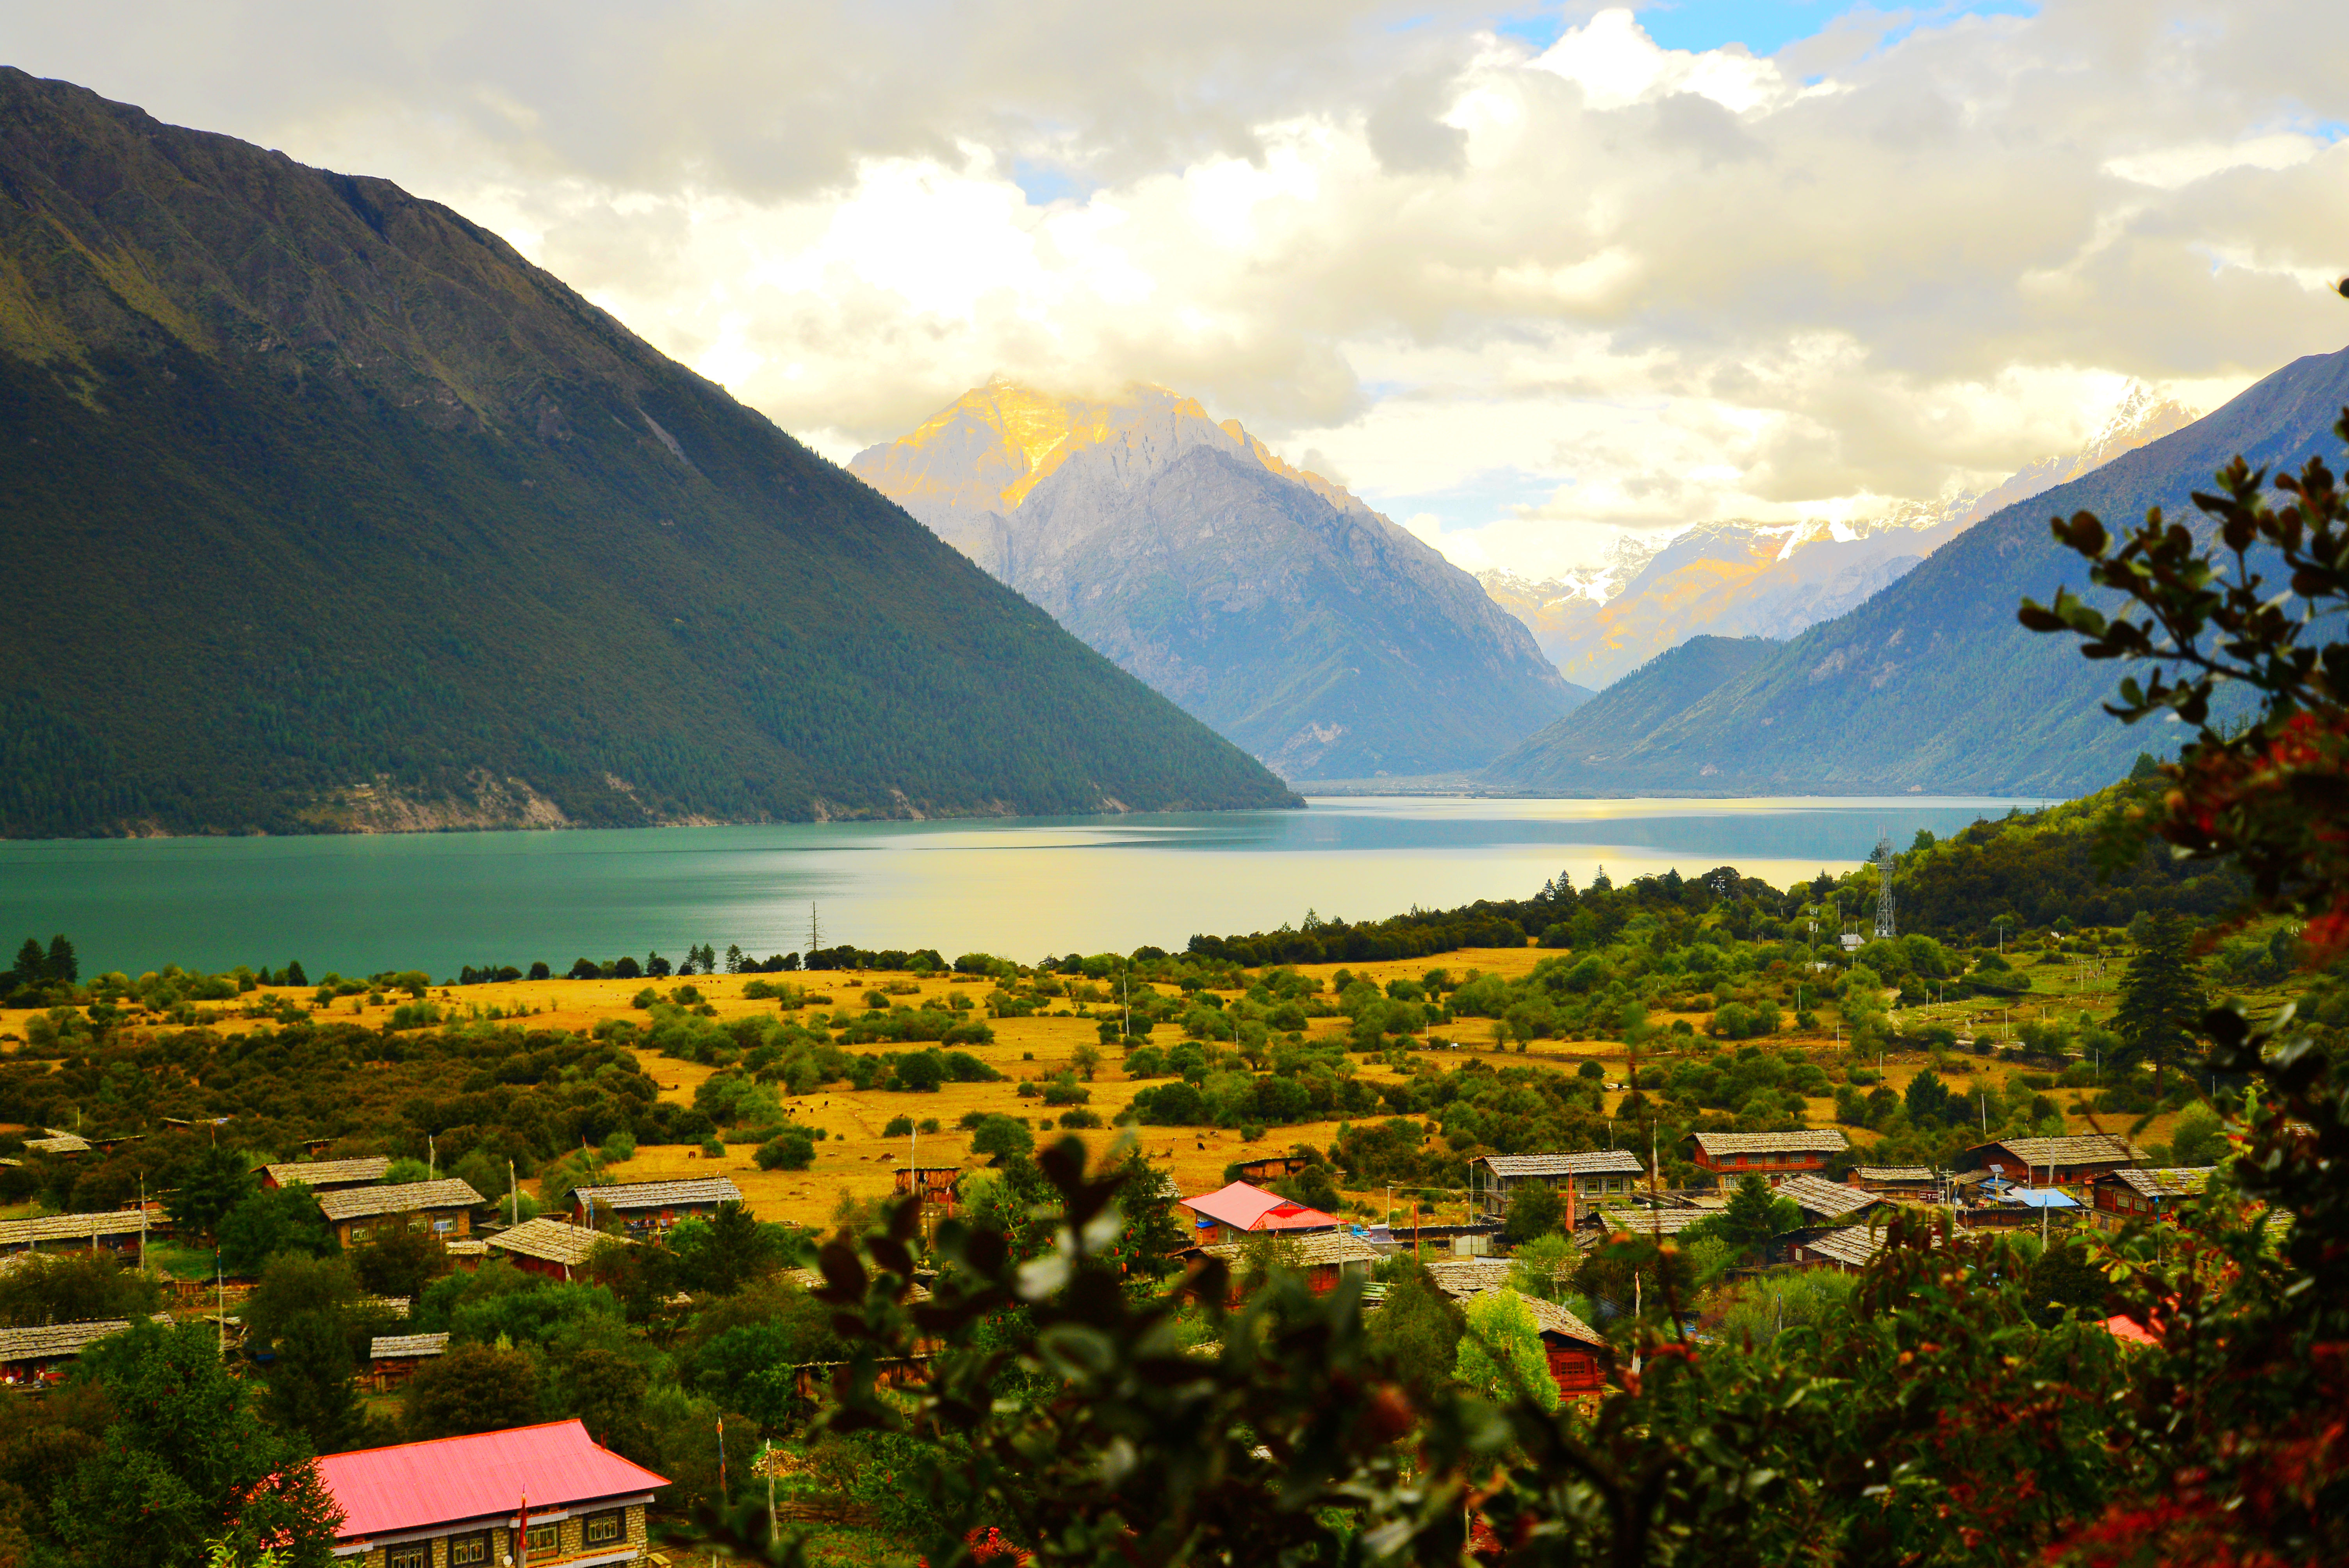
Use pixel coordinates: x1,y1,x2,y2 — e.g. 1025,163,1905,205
1481,347,2349,796
852,381,1586,779
0,70,1300,837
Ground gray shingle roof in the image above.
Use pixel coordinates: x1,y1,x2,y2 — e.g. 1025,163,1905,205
0,1313,171,1363
1798,1226,1891,1270
578,1178,742,1211
1517,1292,1607,1349
262,1157,390,1188
1689,1130,1850,1156
485,1217,626,1267
315,1178,484,1222
23,1134,89,1156
1198,1232,1381,1269
1854,1166,1935,1183
1969,1135,2147,1169
1774,1172,1890,1221
370,1332,450,1360
0,1210,152,1248
1422,1258,1518,1297
2103,1166,2217,1199
1586,1207,1711,1234
1476,1151,1647,1178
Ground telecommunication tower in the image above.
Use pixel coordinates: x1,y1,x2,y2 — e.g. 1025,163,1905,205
1871,834,1897,939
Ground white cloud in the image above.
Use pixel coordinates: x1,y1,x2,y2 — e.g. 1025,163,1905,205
10,0,2348,577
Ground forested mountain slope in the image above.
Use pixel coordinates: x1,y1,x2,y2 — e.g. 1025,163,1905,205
853,382,1584,779
1484,345,2349,796
0,71,1297,836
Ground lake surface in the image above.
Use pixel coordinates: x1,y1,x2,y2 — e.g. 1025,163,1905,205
0,796,2046,979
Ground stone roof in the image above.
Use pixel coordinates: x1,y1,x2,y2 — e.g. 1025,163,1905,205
1517,1292,1607,1349
443,1239,489,1256
315,1179,485,1222
1688,1130,1850,1157
370,1332,450,1361
1854,1166,1935,1183
2102,1167,2217,1199
1969,1135,2148,1170
1475,1151,1647,1178
485,1218,624,1267
262,1157,390,1188
1198,1231,1382,1269
1775,1172,1889,1221
1420,1258,1517,1297
23,1133,89,1156
0,1210,151,1248
0,1313,170,1364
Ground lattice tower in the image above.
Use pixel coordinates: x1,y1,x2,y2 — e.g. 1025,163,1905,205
1872,834,1897,939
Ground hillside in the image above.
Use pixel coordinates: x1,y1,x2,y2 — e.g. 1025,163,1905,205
852,382,1585,779
0,72,1299,837
1483,345,2349,796
1478,387,2195,690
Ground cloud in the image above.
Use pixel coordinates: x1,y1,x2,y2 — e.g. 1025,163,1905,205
13,1,2349,574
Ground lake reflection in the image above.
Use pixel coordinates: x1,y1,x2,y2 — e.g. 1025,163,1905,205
0,795,2046,977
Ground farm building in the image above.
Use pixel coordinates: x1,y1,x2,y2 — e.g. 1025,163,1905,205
261,1156,391,1192
1178,1181,1338,1245
1471,1151,1647,1225
22,1130,89,1158
1684,1130,1848,1183
572,1177,741,1233
0,1208,157,1257
0,1314,171,1385
1791,1223,1896,1273
1772,1173,1900,1226
892,1167,961,1216
2089,1167,2217,1232
1960,1135,2149,1188
316,1179,484,1248
369,1332,449,1392
1191,1229,1380,1300
487,1218,629,1281
1846,1165,1936,1193
315,1419,667,1568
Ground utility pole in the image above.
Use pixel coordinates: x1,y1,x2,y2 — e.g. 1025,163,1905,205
509,1160,518,1228
139,1173,148,1273
808,903,822,957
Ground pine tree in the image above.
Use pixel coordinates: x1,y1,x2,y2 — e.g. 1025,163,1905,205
2113,911,2208,1092
44,933,75,983
9,937,42,990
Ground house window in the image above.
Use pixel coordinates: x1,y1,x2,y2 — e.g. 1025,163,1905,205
388,1545,428,1568
525,1522,559,1557
584,1510,625,1547
448,1532,490,1567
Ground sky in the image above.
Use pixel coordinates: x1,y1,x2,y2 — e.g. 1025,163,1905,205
9,1,2347,578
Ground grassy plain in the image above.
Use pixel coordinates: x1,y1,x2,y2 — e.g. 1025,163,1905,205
0,941,2218,1229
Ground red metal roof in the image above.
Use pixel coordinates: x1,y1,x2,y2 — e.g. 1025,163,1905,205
1179,1181,1337,1233
316,1420,667,1540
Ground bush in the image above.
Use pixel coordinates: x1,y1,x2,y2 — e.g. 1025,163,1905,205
756,1131,816,1171
1057,1109,1103,1129
970,1115,1034,1160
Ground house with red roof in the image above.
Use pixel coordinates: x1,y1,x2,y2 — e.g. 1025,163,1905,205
1178,1181,1340,1245
315,1419,666,1568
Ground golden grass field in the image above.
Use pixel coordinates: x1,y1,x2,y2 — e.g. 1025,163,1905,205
0,943,2205,1229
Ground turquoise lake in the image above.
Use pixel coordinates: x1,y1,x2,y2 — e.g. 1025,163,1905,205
0,795,2046,979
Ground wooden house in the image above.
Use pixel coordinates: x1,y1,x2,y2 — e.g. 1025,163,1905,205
1846,1165,1936,1194
369,1332,450,1392
1523,1294,1611,1394
1684,1129,1848,1183
2089,1167,2215,1233
1190,1230,1380,1302
572,1177,740,1234
316,1179,484,1248
0,1208,155,1257
1791,1223,1895,1273
261,1156,391,1192
486,1218,629,1282
0,1314,169,1386
22,1130,89,1158
1960,1134,2148,1189
1773,1172,1898,1226
315,1419,667,1568
1472,1151,1647,1227
443,1238,490,1272
892,1166,962,1217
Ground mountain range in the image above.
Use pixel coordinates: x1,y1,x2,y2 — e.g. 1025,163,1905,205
1482,349,2349,796
0,71,1298,837
1477,386,2199,690
851,382,1586,779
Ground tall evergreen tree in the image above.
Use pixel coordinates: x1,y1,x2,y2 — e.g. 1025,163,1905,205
9,937,43,990
43,934,75,983
2113,911,2208,1091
